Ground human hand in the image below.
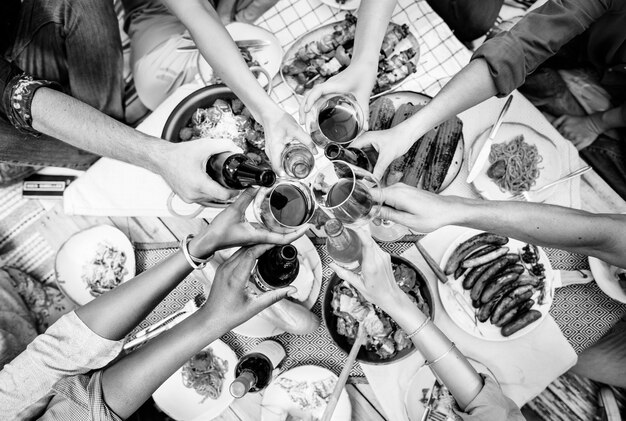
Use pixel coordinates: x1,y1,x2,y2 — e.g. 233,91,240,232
554,114,604,150
189,187,309,258
328,229,405,314
299,64,376,128
261,109,316,175
351,127,417,180
156,138,241,205
378,184,466,233
203,244,296,330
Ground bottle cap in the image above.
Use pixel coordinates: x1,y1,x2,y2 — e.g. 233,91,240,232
324,144,341,160
229,370,256,398
324,218,343,237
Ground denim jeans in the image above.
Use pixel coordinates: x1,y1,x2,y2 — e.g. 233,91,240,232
0,0,123,168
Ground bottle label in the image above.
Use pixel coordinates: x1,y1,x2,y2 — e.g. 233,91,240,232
251,340,286,368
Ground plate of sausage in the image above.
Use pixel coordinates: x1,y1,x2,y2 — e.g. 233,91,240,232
438,229,555,341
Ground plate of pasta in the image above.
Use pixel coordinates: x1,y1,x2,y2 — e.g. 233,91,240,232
153,339,237,421
469,122,561,202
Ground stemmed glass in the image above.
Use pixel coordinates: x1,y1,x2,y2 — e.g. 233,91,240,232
310,161,382,226
305,93,365,148
252,179,317,234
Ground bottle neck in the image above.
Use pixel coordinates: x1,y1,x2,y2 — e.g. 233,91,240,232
234,161,276,187
230,369,257,398
325,144,358,165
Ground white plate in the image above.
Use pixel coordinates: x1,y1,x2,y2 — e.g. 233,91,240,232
261,365,351,421
281,18,419,97
469,122,561,201
438,228,554,341
319,0,361,10
202,235,323,337
403,359,496,421
153,339,237,421
589,257,626,304
55,225,135,306
198,22,283,87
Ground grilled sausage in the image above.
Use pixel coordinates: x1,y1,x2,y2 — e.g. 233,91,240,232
495,299,535,327
470,254,520,302
490,285,534,326
479,265,524,304
462,247,510,269
444,233,509,275
501,309,542,337
477,298,500,323
463,263,491,290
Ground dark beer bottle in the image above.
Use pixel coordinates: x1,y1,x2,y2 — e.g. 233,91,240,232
206,152,276,189
252,244,300,292
324,144,373,172
229,340,286,398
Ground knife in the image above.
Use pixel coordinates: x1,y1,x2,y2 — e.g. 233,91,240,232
466,95,513,183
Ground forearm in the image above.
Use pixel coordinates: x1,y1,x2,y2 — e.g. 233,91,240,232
386,294,483,409
394,59,497,145
75,236,216,341
30,87,171,174
451,198,626,267
166,0,279,121
349,0,396,70
101,308,227,419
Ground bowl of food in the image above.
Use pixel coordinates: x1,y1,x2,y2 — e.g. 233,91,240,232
55,225,135,306
322,255,434,364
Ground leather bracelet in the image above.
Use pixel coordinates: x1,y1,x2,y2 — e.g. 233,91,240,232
425,343,456,366
406,317,431,339
180,234,212,270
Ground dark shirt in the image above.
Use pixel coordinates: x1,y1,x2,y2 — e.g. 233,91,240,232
1,0,21,56
472,0,626,100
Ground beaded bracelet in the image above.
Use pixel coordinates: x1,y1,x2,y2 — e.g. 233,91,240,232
406,317,431,339
425,343,456,366
180,234,212,270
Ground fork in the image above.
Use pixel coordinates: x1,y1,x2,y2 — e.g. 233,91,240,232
511,166,592,201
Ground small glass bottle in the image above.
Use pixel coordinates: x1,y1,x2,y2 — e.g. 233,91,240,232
324,143,373,172
324,218,363,272
252,244,300,292
229,340,286,398
206,152,276,189
281,141,315,179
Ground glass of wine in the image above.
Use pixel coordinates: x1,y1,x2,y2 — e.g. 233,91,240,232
305,93,365,148
311,160,383,226
252,179,317,234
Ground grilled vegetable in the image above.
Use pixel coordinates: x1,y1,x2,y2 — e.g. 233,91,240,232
423,117,463,192
454,265,467,280
470,253,520,302
502,309,542,337
445,233,509,275
400,128,438,187
496,299,535,328
390,103,419,128
490,285,534,326
369,97,396,131
462,247,510,269
487,160,506,180
477,298,500,323
479,265,524,304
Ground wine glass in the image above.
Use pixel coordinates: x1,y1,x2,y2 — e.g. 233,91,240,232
311,161,382,226
252,179,317,234
305,93,365,148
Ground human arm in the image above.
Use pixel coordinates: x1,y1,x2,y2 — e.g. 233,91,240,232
352,0,612,179
299,0,397,123
554,104,626,150
162,0,315,173
379,184,626,267
101,244,295,419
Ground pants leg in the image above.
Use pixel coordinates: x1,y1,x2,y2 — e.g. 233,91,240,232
9,0,124,120
580,133,626,201
426,0,504,42
570,319,626,387
0,118,98,169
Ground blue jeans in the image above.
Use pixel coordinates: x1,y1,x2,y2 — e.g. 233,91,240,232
0,0,123,169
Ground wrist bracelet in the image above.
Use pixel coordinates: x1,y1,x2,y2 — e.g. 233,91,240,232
180,234,213,270
406,317,431,339
425,343,456,366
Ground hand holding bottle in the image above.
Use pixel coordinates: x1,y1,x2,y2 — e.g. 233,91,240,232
188,188,309,259
202,244,297,331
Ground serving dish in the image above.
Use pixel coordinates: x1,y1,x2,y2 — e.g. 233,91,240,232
319,0,361,11
323,254,434,365
55,225,135,306
261,365,351,421
438,228,554,341
153,339,237,421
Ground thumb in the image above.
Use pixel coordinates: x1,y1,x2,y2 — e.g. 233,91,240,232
328,262,359,284
350,133,374,150
254,286,296,311
372,152,394,181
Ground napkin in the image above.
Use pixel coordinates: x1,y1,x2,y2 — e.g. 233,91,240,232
361,225,578,421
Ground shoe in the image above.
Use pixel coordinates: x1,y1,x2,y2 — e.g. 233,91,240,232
0,163,36,187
